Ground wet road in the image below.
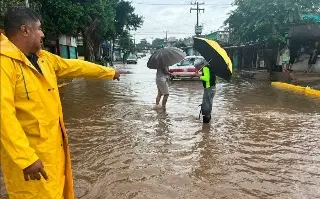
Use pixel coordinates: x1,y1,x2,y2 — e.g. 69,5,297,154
1,56,320,198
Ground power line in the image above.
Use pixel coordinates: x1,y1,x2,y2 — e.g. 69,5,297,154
133,32,195,35
132,2,231,6
165,9,190,30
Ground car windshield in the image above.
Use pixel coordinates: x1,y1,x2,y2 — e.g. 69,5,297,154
194,58,206,66
179,58,196,66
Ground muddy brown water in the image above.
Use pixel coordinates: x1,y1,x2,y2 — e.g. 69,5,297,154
1,56,320,199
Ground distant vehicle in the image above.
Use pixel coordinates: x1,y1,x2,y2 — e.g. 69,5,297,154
169,56,205,79
126,55,137,64
137,53,146,59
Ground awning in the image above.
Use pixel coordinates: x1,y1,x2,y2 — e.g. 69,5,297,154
289,24,320,39
302,14,320,22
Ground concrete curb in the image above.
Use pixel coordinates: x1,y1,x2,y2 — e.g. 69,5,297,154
271,82,320,97
58,83,69,88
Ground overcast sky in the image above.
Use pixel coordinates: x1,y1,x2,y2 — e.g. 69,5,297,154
130,0,235,43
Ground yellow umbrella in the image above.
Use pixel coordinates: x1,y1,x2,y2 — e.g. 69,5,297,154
193,37,233,81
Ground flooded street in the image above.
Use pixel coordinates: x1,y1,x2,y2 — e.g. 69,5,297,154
1,56,320,199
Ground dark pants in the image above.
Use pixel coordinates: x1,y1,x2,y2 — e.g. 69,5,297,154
201,87,215,123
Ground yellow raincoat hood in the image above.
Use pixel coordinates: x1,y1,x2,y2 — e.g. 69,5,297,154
1,34,115,199
1,33,27,61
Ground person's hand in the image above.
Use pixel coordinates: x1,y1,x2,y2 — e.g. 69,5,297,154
169,73,176,80
113,70,120,81
23,159,48,181
193,72,200,77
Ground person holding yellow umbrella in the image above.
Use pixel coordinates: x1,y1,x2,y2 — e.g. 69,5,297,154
193,37,233,123
194,60,216,123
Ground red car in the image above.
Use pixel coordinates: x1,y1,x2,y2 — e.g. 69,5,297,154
169,56,205,79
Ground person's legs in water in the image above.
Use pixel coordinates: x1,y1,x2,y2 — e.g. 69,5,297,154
162,94,169,108
201,87,215,123
156,79,169,108
156,89,162,105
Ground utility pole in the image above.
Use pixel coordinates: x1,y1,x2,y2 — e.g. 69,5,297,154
190,1,205,36
25,0,30,7
133,34,136,53
165,31,168,47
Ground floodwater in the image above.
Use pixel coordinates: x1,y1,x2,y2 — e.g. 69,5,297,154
1,56,320,199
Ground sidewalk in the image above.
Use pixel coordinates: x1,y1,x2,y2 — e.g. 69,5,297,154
272,82,320,97
271,71,320,97
239,69,320,97
290,72,320,90
240,69,320,90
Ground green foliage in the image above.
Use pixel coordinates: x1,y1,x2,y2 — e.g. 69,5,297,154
225,0,320,47
1,0,115,37
80,0,117,38
174,40,187,52
1,0,143,61
0,0,27,29
136,39,151,52
118,30,134,53
115,0,143,36
37,0,84,36
114,0,143,53
152,38,165,49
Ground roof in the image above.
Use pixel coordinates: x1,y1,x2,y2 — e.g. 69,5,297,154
289,24,320,39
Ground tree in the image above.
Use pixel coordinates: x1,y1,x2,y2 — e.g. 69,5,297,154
111,0,143,61
225,0,320,47
36,0,84,37
174,40,187,52
136,39,151,52
0,0,143,62
152,38,165,49
0,0,33,29
114,1,143,38
33,0,115,61
79,0,116,61
119,30,134,54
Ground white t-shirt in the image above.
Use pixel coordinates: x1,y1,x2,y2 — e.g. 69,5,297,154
156,67,169,81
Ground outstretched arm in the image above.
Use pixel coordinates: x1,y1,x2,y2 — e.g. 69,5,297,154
52,54,119,80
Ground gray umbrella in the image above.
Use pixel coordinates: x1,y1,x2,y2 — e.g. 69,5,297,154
147,47,186,69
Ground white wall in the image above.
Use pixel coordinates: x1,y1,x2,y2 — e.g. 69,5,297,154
59,35,77,47
292,54,320,72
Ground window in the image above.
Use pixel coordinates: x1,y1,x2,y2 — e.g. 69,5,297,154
195,58,205,64
179,58,193,66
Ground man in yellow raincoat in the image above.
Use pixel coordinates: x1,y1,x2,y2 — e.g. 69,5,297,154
0,7,120,199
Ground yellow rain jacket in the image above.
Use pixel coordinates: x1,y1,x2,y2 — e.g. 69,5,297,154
0,34,115,199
